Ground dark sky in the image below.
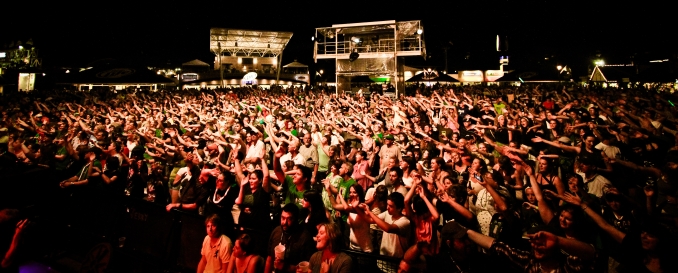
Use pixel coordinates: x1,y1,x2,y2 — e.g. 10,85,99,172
1,1,671,75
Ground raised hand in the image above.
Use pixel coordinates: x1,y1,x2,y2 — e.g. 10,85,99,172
562,192,582,206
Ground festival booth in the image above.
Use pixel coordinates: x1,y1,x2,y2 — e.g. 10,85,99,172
589,65,635,88
57,67,176,91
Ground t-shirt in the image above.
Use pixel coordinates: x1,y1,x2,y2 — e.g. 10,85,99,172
378,212,410,258
200,235,233,273
348,212,372,252
283,176,306,209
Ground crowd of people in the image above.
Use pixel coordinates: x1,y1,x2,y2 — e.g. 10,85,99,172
1,83,678,273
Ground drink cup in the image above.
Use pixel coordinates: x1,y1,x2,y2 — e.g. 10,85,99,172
274,244,285,260
297,261,310,272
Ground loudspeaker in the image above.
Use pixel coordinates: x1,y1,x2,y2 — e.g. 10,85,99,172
349,52,359,62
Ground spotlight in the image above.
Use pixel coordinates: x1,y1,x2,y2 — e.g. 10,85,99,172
349,52,360,62
311,36,315,41
417,29,423,35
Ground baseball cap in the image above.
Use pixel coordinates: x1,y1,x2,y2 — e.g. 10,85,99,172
384,134,395,141
441,221,467,241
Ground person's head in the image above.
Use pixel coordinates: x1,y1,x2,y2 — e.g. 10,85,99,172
440,221,473,256
339,162,353,176
292,165,311,186
604,192,624,212
525,187,537,204
470,157,486,172
233,233,255,258
389,167,403,184
248,170,264,190
355,150,367,162
280,203,300,232
106,156,120,172
387,192,405,216
302,134,312,146
583,134,596,150
558,204,584,232
567,174,585,193
288,141,299,154
205,214,222,239
302,190,323,211
314,223,343,253
442,176,455,191
431,157,445,171
387,157,398,169
330,160,342,174
349,184,365,203
216,173,229,191
538,158,552,174
639,221,669,253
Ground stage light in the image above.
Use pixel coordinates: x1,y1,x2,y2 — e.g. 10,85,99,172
349,52,359,62
18,45,23,50
417,29,423,35
311,36,315,41
557,65,562,71
319,70,324,74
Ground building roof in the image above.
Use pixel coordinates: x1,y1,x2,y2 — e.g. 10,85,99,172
57,67,175,84
182,59,210,67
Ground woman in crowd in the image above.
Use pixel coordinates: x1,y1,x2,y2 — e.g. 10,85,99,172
304,223,352,273
226,233,264,273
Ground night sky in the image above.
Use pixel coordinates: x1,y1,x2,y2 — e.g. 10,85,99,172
1,1,671,76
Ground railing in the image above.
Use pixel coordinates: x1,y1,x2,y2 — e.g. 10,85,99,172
317,38,423,56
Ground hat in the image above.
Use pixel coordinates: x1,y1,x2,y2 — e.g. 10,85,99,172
384,134,395,141
441,221,467,241
558,136,571,144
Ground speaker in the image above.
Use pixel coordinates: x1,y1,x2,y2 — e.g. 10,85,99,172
349,52,359,62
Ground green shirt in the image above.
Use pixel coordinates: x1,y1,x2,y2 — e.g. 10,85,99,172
284,176,306,209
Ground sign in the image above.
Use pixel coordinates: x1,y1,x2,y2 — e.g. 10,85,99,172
96,68,135,79
243,72,258,81
460,70,484,82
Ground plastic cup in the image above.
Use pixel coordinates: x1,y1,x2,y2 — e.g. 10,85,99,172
274,244,285,260
297,261,309,272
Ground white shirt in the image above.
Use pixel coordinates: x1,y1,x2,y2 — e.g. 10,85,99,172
378,212,410,258
245,139,265,159
279,152,304,167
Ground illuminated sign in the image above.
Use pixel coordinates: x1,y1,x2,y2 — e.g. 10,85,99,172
460,70,484,82
96,68,135,78
462,71,482,77
243,72,258,81
0,52,5,58
182,73,198,81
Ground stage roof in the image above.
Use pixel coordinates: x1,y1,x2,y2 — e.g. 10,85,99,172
210,28,293,57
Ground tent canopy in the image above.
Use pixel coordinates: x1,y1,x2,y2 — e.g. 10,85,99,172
182,59,210,67
283,61,308,68
406,71,459,82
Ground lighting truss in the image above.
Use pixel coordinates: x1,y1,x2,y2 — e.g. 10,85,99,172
210,28,293,57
